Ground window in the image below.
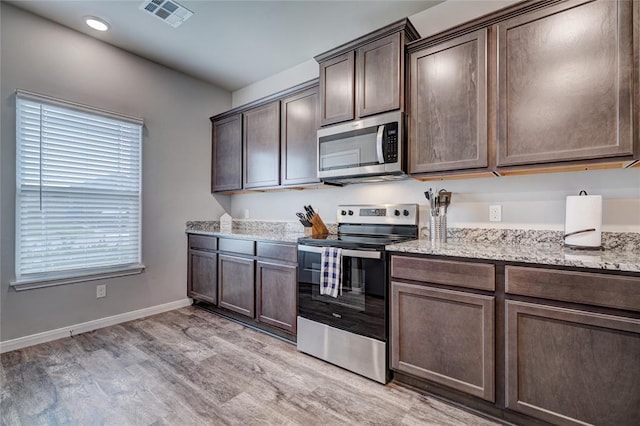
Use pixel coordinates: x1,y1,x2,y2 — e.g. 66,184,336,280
14,90,144,288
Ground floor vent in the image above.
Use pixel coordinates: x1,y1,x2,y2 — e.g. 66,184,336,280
139,0,193,28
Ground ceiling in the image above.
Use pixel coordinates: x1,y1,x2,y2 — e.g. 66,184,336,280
9,0,442,92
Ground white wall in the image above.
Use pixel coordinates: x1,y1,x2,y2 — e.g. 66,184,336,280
232,0,522,107
0,4,231,341
231,169,640,232
229,0,640,231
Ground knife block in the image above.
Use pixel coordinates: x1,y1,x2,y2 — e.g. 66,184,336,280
310,213,329,235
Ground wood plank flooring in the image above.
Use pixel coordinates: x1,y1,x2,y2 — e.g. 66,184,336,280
1,307,501,425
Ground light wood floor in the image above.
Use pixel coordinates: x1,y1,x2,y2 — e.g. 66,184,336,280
1,306,501,425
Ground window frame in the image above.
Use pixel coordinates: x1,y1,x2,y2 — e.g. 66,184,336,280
12,90,145,291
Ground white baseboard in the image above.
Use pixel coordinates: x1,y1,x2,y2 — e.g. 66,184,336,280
0,298,192,354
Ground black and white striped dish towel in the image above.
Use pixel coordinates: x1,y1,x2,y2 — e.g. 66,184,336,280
320,247,342,298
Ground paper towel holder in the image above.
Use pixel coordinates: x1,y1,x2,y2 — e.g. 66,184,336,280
563,190,603,250
563,228,596,239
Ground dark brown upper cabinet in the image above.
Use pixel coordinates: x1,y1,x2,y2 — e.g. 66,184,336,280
408,29,489,174
281,86,320,186
316,18,419,127
319,52,355,126
211,114,242,192
210,80,319,193
243,101,281,189
495,0,635,167
357,33,402,118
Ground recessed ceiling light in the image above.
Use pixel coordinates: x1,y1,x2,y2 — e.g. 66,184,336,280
84,16,110,32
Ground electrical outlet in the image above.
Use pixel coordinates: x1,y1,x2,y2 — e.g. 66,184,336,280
489,205,502,222
96,284,106,298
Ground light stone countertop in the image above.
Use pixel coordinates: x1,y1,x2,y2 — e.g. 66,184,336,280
186,220,639,272
386,239,640,273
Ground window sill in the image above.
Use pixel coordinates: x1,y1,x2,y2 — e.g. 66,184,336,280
10,264,146,291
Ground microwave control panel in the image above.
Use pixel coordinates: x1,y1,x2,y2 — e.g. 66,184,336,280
385,123,398,162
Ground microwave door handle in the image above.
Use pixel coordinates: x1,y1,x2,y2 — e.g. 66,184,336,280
376,125,385,164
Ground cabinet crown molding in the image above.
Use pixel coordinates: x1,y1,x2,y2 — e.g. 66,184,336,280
210,78,319,122
314,17,419,63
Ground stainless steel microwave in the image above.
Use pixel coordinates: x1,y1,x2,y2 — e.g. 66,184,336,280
317,111,404,184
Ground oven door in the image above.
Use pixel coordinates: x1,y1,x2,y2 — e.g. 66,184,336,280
297,245,387,341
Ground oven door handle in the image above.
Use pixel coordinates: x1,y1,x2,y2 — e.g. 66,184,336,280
297,245,381,260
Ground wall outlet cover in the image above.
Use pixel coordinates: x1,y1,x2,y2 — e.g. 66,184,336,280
489,205,502,222
96,284,106,298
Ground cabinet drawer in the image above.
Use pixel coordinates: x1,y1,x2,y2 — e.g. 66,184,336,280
218,238,255,256
188,234,217,252
257,242,297,263
506,266,640,312
391,256,495,291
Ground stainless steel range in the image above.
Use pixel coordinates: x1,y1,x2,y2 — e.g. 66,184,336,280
296,204,418,383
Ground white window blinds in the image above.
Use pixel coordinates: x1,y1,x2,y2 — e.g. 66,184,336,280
15,91,143,284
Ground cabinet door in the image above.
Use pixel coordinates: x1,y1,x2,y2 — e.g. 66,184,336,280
319,52,355,126
357,33,401,118
409,29,488,173
505,300,640,426
256,261,297,334
496,0,634,167
187,250,217,304
218,254,255,318
211,114,242,192
243,101,280,188
281,86,320,186
390,281,495,401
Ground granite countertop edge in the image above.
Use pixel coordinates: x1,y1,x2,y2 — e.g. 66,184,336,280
186,228,639,273
385,240,640,273
186,229,304,244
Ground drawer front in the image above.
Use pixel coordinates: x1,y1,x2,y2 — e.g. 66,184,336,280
506,266,640,312
391,256,495,291
257,242,297,263
218,238,255,256
188,234,217,252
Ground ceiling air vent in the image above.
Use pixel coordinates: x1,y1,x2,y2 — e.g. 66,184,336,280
139,0,193,28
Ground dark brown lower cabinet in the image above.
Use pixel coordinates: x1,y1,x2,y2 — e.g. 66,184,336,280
256,261,297,334
187,235,218,305
390,281,495,402
187,250,217,304
218,254,255,318
505,300,640,426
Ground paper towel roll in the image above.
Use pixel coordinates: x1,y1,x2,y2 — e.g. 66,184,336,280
564,193,602,248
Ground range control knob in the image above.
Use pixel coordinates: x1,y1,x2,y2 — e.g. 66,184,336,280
394,209,401,216
341,210,347,216
348,210,354,216
403,209,410,216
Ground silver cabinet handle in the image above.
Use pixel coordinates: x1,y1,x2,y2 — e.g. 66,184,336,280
376,125,385,164
297,245,381,259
